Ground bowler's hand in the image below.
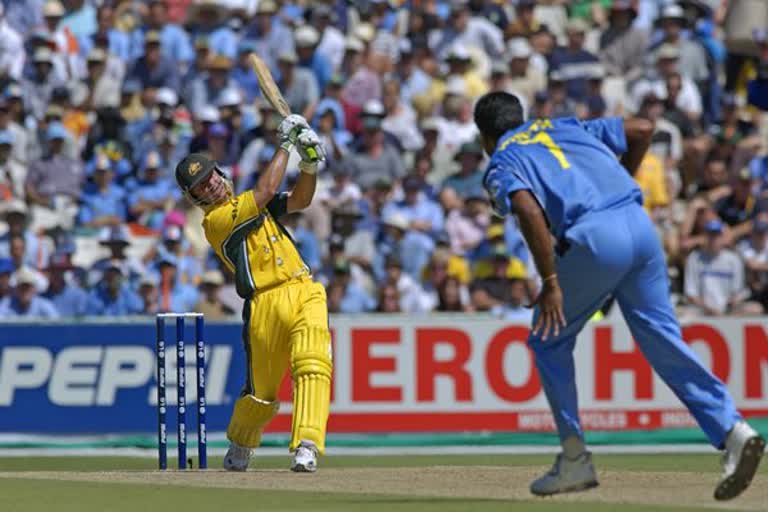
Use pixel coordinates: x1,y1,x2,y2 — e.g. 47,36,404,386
529,279,566,341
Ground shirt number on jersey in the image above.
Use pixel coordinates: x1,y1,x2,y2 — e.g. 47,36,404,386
499,121,572,170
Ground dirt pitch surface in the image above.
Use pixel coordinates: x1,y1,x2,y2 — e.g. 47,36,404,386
2,466,766,511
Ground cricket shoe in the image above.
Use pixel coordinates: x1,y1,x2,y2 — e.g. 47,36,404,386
715,421,766,501
223,442,252,472
530,451,599,496
290,441,318,473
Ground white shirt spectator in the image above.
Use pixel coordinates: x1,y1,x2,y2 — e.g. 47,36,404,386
684,248,748,314
317,25,346,71
0,15,25,80
393,272,433,313
631,77,702,117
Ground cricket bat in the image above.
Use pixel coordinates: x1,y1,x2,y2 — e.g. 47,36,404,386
249,53,319,162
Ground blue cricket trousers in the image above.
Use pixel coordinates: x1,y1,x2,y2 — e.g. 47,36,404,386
529,204,741,448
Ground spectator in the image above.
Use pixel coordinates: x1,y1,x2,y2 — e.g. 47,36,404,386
0,200,53,269
78,153,127,228
738,218,768,309
311,5,344,71
0,96,28,167
442,141,485,199
443,43,488,100
231,42,261,103
600,0,648,82
0,3,25,80
242,0,294,72
396,39,431,105
311,97,352,167
137,273,159,315
0,130,25,199
85,259,143,315
42,253,87,316
382,254,432,313
429,0,504,61
329,259,375,313
81,48,120,109
683,220,761,316
128,151,179,230
281,211,322,271
194,269,235,319
276,49,318,120
444,188,490,257
376,283,401,313
91,225,145,288
142,0,194,68
432,77,479,151
344,105,405,189
25,122,83,231
22,48,65,121
437,276,470,312
716,167,768,241
381,78,424,152
295,25,333,92
506,0,540,40
155,253,199,312
505,39,546,112
148,225,203,287
0,258,13,300
633,44,702,121
127,30,181,92
185,0,236,60
549,18,601,102
0,266,58,317
652,4,709,87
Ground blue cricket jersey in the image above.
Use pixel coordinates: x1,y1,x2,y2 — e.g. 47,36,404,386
483,117,643,240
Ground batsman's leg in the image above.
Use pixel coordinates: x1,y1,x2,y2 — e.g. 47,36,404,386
225,297,291,470
289,281,332,471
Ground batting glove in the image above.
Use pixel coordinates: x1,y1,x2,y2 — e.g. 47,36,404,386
296,129,325,169
277,114,309,152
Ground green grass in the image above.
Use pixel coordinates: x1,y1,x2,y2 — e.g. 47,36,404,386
0,453,759,473
0,478,714,512
1,454,764,511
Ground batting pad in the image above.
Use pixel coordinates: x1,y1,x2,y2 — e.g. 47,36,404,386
290,326,333,454
226,395,280,448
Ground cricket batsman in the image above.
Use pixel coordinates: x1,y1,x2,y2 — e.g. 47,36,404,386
475,92,765,500
175,115,330,472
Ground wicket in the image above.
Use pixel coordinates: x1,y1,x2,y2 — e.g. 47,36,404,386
156,313,207,470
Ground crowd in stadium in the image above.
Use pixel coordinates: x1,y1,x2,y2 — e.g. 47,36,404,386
0,0,767,319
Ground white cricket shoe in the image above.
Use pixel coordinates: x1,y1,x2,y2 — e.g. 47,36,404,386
530,451,599,496
290,441,318,473
715,421,765,501
223,442,252,472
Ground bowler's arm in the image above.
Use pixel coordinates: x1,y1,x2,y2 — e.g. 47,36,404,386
620,118,654,176
509,190,558,285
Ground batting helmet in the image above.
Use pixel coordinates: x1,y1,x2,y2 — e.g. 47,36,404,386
175,153,217,194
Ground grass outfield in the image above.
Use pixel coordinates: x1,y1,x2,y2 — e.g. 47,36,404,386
1,454,765,512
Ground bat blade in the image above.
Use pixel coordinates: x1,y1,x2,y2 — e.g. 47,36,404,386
248,53,291,118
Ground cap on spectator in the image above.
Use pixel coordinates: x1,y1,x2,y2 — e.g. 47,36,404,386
0,258,14,275
383,213,409,231
201,269,225,286
445,43,471,62
99,225,131,246
1,198,28,217
87,48,107,63
354,23,375,43
217,88,242,107
144,151,162,170
255,0,277,14
657,4,686,25
0,130,13,146
491,61,510,76
295,25,320,47
144,30,162,44
753,220,768,234
345,36,364,53
156,87,178,107
196,104,220,123
565,18,589,33
209,54,233,70
33,48,54,63
163,225,183,242
385,253,403,269
454,141,484,161
656,43,680,61
445,75,467,96
43,1,65,17
209,122,229,137
45,122,69,141
278,49,298,64
13,267,38,286
704,220,723,234
122,79,142,95
361,99,386,118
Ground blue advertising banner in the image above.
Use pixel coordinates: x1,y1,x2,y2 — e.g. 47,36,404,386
0,321,245,433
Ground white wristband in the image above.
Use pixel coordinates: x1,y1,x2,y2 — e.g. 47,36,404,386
298,160,317,175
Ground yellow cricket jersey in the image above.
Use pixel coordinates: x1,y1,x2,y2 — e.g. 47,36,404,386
202,191,310,298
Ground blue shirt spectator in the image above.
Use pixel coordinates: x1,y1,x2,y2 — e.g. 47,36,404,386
232,44,262,103
128,32,181,91
242,5,295,73
78,156,128,227
0,267,59,318
85,262,143,315
128,153,180,230
442,142,486,199
153,254,199,313
334,262,376,313
43,256,88,316
548,19,602,102
60,0,97,39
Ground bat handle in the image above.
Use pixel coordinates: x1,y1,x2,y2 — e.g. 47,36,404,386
305,146,319,162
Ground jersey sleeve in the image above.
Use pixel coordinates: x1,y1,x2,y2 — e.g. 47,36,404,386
580,117,628,155
482,162,531,217
266,192,288,218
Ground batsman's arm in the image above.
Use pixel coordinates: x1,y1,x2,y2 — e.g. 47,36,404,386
621,117,654,176
252,147,290,209
287,165,317,212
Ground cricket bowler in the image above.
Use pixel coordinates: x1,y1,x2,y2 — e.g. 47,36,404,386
175,115,330,472
474,91,765,500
